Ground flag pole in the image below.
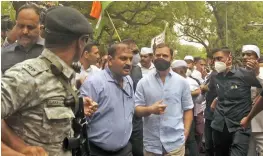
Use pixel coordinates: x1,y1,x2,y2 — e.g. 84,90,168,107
106,10,122,42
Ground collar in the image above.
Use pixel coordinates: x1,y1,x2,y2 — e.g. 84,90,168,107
40,48,74,79
138,62,155,69
104,67,130,84
154,68,173,77
12,36,44,51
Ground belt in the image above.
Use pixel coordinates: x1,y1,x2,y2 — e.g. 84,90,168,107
89,141,131,156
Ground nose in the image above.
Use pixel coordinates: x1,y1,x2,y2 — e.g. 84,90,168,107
127,58,132,65
22,27,29,34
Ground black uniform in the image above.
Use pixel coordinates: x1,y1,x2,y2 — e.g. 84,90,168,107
212,67,261,156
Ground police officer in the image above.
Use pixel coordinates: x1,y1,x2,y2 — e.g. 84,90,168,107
1,6,95,156
211,48,261,156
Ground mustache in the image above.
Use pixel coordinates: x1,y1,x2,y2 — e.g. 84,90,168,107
123,64,131,70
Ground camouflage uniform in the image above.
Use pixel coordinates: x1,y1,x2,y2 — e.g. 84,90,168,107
1,48,75,156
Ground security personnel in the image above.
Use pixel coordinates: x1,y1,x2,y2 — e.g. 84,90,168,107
211,48,261,156
1,6,94,156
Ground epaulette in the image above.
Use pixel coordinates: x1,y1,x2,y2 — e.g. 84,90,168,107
22,58,49,76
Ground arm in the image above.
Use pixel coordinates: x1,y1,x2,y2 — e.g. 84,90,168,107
183,109,193,139
134,80,167,117
135,100,166,117
191,88,201,96
1,142,25,156
241,95,263,128
2,120,27,153
181,80,194,138
247,96,263,121
210,97,218,112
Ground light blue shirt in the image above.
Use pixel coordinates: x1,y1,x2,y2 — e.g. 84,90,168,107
135,69,193,154
80,68,134,151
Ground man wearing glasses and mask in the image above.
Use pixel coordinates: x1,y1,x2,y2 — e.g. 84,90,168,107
211,47,261,156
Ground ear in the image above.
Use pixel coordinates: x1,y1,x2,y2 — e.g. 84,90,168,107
40,24,44,30
108,55,113,66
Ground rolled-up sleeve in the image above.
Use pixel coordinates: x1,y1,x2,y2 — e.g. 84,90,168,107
135,80,146,107
1,65,36,119
80,79,99,103
181,80,194,111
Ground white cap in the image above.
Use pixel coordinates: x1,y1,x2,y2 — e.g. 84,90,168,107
184,55,194,61
242,45,260,58
171,60,187,69
140,47,153,55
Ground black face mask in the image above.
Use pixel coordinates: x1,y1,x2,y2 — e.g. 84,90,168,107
154,58,171,71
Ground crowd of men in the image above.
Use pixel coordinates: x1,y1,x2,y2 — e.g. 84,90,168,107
2,3,263,156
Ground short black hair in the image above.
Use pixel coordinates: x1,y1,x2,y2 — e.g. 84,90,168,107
194,57,205,63
211,47,232,56
17,3,41,19
45,33,79,48
154,43,174,57
83,42,98,53
108,43,128,58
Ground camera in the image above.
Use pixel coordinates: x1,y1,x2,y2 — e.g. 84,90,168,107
1,15,14,31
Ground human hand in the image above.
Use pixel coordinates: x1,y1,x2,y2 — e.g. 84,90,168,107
149,100,167,115
83,97,98,117
6,25,18,44
246,59,259,76
210,98,217,112
240,116,250,129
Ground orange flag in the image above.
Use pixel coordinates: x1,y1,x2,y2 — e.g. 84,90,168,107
90,1,102,19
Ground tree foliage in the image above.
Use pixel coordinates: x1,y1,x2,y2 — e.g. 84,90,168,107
2,1,263,58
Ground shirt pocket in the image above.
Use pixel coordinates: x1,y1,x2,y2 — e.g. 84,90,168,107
225,81,244,99
41,98,74,143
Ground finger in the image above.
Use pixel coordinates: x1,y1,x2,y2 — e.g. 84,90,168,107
157,100,163,104
159,104,167,108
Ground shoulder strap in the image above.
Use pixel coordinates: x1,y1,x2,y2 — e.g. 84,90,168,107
190,76,201,85
40,57,79,114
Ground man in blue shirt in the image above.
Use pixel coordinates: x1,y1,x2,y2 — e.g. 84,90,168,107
135,43,194,156
80,43,134,156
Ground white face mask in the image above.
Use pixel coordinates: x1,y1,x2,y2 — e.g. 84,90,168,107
132,53,141,66
215,61,227,73
186,69,192,77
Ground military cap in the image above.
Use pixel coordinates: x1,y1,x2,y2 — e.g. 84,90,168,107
45,6,93,36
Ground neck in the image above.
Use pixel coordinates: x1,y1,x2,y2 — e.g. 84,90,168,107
49,47,74,67
158,68,170,78
109,67,123,83
81,60,91,70
143,62,152,69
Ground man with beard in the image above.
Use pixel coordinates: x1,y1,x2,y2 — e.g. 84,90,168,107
241,45,263,156
80,43,134,156
1,6,96,156
135,43,194,156
138,47,155,77
1,3,44,73
121,38,144,156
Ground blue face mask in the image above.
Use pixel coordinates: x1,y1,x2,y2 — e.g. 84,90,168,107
132,53,141,66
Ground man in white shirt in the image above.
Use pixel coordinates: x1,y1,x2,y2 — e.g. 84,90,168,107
184,55,203,83
242,44,263,156
76,42,101,86
138,47,155,77
171,60,200,156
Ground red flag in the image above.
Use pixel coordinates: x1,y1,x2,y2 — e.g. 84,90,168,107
90,1,102,19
